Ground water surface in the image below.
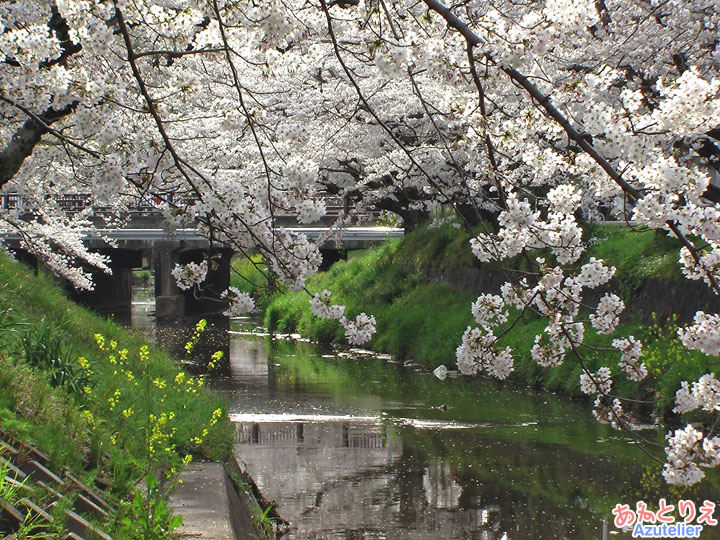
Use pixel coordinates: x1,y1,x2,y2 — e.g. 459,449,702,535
128,282,720,540
217,327,709,540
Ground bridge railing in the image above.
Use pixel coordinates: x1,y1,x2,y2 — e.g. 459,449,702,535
0,191,382,222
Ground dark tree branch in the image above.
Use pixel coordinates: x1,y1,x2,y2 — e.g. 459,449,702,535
0,3,83,187
0,99,80,187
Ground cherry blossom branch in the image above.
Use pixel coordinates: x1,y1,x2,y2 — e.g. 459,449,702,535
113,2,205,200
0,97,82,186
210,0,279,233
421,0,720,297
320,0,467,222
133,47,227,59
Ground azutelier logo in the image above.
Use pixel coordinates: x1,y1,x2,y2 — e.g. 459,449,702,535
611,499,717,538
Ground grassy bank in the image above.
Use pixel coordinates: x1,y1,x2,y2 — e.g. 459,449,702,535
260,223,713,418
0,254,236,538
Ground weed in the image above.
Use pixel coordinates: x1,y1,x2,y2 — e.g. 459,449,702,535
119,475,183,540
0,252,234,538
17,318,88,395
0,447,26,504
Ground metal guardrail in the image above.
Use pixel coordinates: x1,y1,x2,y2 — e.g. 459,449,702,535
0,227,404,243
0,192,377,219
85,227,404,241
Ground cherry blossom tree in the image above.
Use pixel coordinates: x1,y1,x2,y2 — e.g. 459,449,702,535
2,0,720,485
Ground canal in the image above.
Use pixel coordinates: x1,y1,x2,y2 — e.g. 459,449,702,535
128,279,720,540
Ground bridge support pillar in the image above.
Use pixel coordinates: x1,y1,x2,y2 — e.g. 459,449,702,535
154,242,185,322
71,249,142,322
73,267,133,319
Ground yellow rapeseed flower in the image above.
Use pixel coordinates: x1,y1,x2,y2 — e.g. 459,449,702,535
209,410,222,426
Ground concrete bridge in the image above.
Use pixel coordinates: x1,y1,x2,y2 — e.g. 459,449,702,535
3,225,403,321
0,191,401,319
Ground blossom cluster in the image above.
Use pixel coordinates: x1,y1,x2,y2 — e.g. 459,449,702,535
308,289,375,345
171,261,208,291
678,312,720,357
310,289,346,320
674,374,720,415
220,287,255,317
340,313,377,346
663,425,720,486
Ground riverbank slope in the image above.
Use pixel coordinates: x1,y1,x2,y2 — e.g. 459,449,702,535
257,223,719,418
0,253,266,539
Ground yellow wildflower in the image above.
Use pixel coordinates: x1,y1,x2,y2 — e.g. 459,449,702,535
209,408,223,426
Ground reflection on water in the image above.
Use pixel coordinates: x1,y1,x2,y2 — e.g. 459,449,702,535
130,278,231,370
129,284,720,540
223,330,702,540
131,276,156,335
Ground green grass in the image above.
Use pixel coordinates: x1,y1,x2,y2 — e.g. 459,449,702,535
262,222,715,418
0,253,235,537
581,223,683,297
230,254,268,295
229,253,274,312
132,268,152,282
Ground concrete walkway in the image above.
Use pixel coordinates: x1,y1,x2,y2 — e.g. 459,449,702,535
170,462,256,540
